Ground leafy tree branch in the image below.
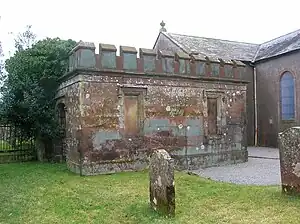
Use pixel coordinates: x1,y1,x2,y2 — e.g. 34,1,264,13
0,26,76,142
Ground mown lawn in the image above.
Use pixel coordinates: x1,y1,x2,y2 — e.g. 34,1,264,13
1,163,300,224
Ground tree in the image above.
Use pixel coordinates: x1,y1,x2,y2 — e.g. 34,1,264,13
0,41,3,79
0,37,76,141
12,25,37,52
0,16,3,78
1,25,37,90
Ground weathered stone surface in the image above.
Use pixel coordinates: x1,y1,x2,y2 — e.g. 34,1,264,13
55,42,249,175
149,149,175,217
278,127,300,195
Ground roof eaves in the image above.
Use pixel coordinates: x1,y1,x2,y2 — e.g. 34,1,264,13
258,28,300,46
254,48,300,64
253,29,300,63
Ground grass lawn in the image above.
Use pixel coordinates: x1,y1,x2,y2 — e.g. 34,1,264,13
1,163,300,224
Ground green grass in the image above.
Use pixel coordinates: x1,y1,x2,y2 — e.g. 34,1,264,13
1,163,300,224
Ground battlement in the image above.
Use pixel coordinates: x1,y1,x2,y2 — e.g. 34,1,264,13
67,41,246,79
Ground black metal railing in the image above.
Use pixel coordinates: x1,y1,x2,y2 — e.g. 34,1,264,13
0,124,36,163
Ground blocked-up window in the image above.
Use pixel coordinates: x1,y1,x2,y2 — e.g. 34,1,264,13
280,72,295,120
124,95,140,135
207,97,218,135
122,87,146,136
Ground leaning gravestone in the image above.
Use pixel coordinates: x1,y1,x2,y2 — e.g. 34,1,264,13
149,149,175,217
278,127,300,195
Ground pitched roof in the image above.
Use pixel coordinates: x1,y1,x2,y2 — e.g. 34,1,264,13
254,29,300,61
163,32,260,61
161,29,300,62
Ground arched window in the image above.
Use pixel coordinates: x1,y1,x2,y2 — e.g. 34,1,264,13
280,72,295,120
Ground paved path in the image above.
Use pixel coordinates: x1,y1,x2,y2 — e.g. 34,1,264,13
192,147,281,186
248,147,279,159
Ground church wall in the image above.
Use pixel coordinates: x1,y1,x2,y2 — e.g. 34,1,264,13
57,41,248,175
255,50,300,147
154,33,255,146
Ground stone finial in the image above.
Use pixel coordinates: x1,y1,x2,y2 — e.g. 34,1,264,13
160,20,167,32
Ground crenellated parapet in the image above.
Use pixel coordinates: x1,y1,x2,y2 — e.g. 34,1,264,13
67,41,246,79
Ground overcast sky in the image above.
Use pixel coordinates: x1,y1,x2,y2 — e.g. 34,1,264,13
1,0,300,58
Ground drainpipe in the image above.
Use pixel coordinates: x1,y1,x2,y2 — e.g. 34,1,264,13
253,66,258,146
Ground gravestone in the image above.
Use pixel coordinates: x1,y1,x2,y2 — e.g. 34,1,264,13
149,149,175,217
278,127,300,195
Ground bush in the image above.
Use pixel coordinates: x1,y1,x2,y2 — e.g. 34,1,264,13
0,140,12,151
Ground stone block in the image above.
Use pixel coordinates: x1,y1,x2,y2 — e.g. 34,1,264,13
120,46,137,70
140,48,156,72
224,64,233,77
79,49,96,68
175,52,190,74
211,63,220,77
149,149,175,217
196,61,206,76
99,44,117,69
158,50,174,73
191,54,207,76
278,127,300,195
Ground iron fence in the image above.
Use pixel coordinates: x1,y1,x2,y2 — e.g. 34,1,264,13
0,124,36,163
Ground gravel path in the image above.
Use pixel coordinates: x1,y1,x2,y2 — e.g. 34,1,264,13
192,147,281,186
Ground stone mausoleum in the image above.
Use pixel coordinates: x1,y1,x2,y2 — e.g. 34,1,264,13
55,40,248,175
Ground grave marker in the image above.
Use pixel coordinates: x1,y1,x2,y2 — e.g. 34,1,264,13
149,149,175,217
278,127,300,195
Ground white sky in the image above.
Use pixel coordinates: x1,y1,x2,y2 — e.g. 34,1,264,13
1,0,300,59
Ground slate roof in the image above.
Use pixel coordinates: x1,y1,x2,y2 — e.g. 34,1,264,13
163,32,260,61
254,29,300,61
162,29,300,62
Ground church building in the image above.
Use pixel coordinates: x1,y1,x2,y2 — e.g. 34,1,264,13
154,21,300,147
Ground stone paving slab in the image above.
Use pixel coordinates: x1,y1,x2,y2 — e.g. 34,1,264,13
192,147,281,186
248,147,279,159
